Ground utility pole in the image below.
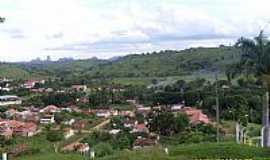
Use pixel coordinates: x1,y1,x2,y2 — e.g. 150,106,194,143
215,72,220,142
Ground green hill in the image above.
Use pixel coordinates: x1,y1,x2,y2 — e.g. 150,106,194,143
0,63,32,80
87,47,240,78
1,47,241,81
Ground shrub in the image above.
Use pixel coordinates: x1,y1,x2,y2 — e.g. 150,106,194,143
46,130,63,142
94,143,113,157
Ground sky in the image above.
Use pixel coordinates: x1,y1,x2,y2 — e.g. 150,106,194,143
1,0,270,62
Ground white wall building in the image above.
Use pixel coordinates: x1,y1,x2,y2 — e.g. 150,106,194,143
0,95,22,106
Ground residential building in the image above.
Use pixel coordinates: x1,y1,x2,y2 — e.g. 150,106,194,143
71,85,87,92
40,114,55,124
0,95,22,106
181,107,210,125
40,105,60,113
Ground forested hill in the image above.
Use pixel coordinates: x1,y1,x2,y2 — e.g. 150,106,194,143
0,46,241,80
87,47,240,78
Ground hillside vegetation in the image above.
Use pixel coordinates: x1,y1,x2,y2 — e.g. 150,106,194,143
0,47,240,81
89,47,240,78
98,143,270,160
0,63,31,80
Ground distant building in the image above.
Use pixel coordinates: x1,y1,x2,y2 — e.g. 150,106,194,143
39,114,55,124
23,80,44,89
133,138,157,149
39,105,60,113
181,107,210,125
136,107,151,116
72,120,87,130
95,110,111,118
131,123,149,133
0,120,38,137
71,85,87,92
0,95,22,106
23,80,38,89
74,143,90,154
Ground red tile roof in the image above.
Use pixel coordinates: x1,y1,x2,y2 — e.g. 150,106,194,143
182,107,209,124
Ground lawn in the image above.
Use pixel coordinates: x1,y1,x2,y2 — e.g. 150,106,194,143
15,153,84,160
112,73,227,86
98,142,270,160
169,142,270,159
12,134,84,160
12,140,270,160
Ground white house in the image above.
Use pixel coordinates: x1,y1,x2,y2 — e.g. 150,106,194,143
39,105,60,113
0,95,22,106
96,110,111,118
40,114,55,124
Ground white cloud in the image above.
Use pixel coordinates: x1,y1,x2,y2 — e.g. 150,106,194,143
0,0,270,61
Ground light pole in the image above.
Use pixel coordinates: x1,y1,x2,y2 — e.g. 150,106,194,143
245,114,249,127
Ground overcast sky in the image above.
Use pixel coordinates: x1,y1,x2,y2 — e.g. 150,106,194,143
1,0,270,62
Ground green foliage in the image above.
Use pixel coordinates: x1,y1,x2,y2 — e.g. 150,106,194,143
98,148,178,160
111,116,125,129
81,130,134,151
46,130,63,142
174,113,190,132
81,131,112,147
1,47,240,82
152,91,181,105
98,143,270,160
169,142,270,159
88,47,240,78
93,142,114,157
0,64,31,80
149,112,189,136
0,135,16,148
41,92,78,106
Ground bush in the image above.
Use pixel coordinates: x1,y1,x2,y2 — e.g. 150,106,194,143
81,131,112,146
23,147,41,156
94,143,113,157
46,130,63,142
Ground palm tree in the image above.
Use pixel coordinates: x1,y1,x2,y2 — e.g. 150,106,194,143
235,30,270,147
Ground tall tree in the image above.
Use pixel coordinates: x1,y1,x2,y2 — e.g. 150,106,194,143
235,31,270,147
0,17,5,23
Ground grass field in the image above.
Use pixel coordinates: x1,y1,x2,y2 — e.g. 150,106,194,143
98,142,270,160
112,73,227,86
12,134,83,160
11,135,270,160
